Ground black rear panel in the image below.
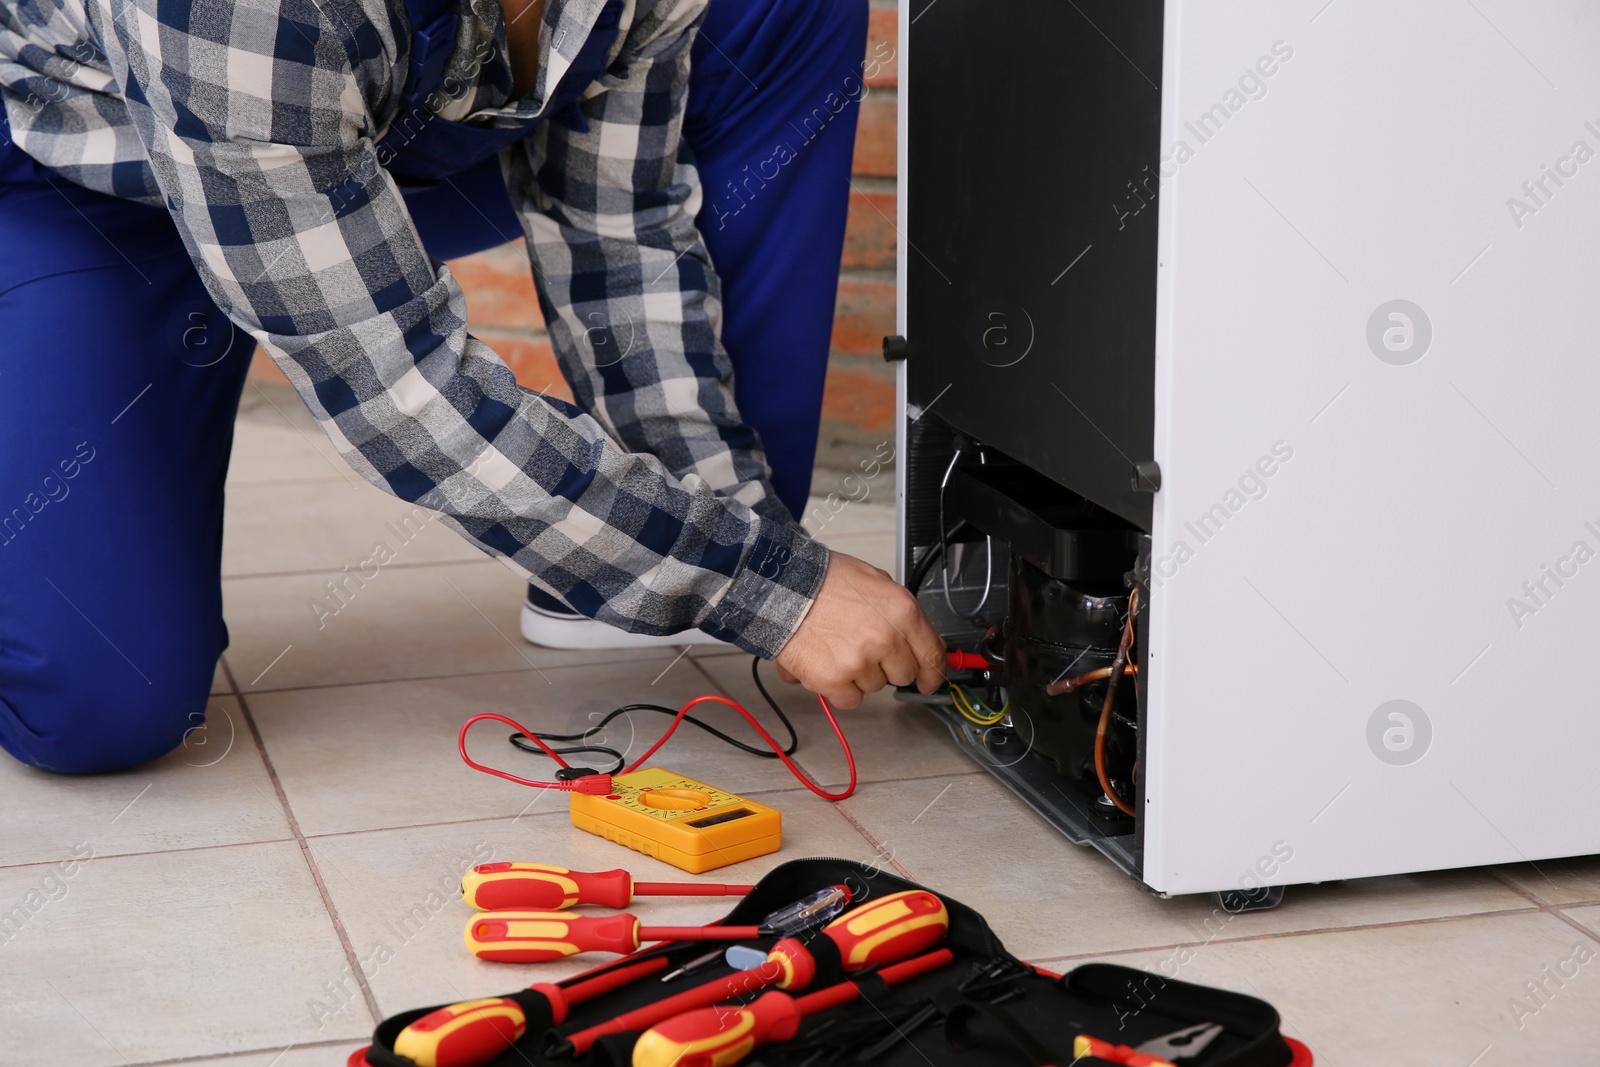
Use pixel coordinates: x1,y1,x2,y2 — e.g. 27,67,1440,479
906,0,1164,529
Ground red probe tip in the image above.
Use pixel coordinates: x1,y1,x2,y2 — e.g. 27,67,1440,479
945,651,990,670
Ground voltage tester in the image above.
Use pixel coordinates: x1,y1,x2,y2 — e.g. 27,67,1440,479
456,654,980,872
567,767,782,872
456,659,863,873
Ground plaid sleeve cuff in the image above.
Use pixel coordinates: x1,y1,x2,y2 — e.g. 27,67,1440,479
702,516,831,659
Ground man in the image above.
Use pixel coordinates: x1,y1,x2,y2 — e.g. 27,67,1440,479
0,0,944,774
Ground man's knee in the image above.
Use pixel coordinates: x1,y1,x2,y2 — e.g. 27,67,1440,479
0,655,218,774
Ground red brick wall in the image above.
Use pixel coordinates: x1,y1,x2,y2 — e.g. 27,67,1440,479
250,2,900,463
831,1,899,452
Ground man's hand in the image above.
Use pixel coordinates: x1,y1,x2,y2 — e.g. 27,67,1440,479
775,552,946,709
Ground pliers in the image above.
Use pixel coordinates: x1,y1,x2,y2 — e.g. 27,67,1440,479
1072,1021,1224,1066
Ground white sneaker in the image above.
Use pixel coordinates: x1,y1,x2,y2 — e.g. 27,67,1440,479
520,585,728,651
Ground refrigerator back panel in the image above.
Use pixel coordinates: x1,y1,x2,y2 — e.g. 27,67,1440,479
904,0,1164,529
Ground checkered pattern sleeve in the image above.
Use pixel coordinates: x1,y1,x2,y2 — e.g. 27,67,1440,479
507,0,793,530
92,0,828,658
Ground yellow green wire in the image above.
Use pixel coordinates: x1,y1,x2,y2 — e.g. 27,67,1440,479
949,684,1009,726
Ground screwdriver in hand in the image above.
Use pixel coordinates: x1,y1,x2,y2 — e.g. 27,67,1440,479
631,948,954,1067
552,889,950,1058
462,862,754,911
465,885,852,964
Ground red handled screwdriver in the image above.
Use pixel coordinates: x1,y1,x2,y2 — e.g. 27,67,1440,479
466,911,762,963
631,948,955,1067
465,885,852,963
392,955,668,1067
462,862,754,911
552,889,950,1058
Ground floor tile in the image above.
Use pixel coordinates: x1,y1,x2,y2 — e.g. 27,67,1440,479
247,659,841,838
222,480,480,578
0,697,290,868
23,375,1582,1066
306,801,883,1017
223,561,625,694
690,655,980,788
236,378,322,434
0,842,369,1067
227,418,350,487
838,774,1534,961
213,656,232,695
1495,855,1600,906
1079,911,1600,1066
226,555,722,694
1564,901,1600,931
140,1044,367,1067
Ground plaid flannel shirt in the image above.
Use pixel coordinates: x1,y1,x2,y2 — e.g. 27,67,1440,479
0,0,830,657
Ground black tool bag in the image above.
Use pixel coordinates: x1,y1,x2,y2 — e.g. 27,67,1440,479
358,858,1312,1067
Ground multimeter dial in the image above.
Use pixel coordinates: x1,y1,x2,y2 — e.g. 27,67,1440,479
614,778,738,821
569,767,782,873
638,788,712,811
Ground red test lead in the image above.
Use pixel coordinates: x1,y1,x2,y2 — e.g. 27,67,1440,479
458,693,857,801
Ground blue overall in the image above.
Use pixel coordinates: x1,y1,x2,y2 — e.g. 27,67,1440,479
0,0,867,773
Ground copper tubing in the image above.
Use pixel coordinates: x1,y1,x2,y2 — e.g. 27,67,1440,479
1093,590,1140,817
1044,663,1136,697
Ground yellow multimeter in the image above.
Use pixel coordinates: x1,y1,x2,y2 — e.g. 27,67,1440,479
568,767,781,874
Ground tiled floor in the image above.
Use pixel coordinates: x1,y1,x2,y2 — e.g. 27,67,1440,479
6,398,1600,1065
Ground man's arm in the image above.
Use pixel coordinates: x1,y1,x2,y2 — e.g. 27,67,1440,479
508,1,946,698
95,0,824,657
507,0,791,529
